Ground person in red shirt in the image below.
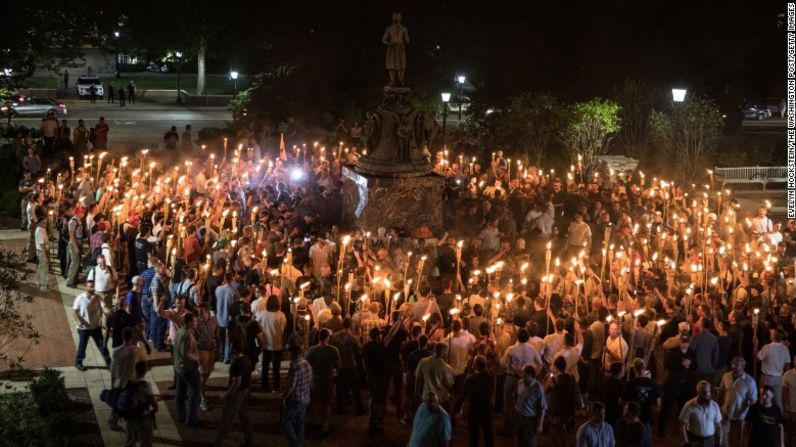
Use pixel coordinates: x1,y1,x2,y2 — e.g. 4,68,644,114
182,225,203,264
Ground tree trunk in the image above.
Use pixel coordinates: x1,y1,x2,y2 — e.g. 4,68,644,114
196,38,207,95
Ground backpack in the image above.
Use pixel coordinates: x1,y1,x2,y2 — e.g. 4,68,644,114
82,246,103,270
115,380,146,419
178,281,197,312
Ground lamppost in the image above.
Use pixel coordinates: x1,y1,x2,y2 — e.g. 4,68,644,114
441,92,450,148
456,74,466,121
230,70,239,96
113,31,121,78
671,88,687,181
175,51,183,104
672,88,687,103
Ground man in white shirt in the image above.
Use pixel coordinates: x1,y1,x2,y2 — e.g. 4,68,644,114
109,326,147,430
543,318,568,365
73,280,111,370
566,213,592,257
308,238,334,279
34,217,49,290
758,329,792,408
769,222,784,246
782,357,796,445
553,332,583,381
717,357,758,447
751,207,773,242
444,320,472,393
87,254,117,315
500,328,542,433
99,232,114,271
679,380,722,446
604,321,628,370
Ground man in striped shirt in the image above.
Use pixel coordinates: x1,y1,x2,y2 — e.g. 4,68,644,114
282,339,312,447
140,257,157,342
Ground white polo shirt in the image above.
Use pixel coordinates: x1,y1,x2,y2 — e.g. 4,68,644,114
679,398,722,437
758,341,791,377
87,265,115,293
72,292,102,330
35,225,48,251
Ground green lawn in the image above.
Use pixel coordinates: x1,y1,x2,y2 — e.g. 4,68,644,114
24,73,249,95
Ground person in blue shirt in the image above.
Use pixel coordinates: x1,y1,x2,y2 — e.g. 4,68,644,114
215,271,238,363
408,391,452,447
126,275,144,324
140,257,157,341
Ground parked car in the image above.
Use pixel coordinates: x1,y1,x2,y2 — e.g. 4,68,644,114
762,97,786,116
0,96,67,117
741,104,771,120
75,75,104,98
447,96,471,113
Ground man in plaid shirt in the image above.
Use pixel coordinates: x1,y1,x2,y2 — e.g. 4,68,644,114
357,301,387,343
282,338,313,447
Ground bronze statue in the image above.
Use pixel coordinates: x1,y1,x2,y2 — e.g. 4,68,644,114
383,12,409,86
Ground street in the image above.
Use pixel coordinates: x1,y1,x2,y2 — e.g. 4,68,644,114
13,99,232,150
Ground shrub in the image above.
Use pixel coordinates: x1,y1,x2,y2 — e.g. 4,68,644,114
0,393,46,447
0,188,20,220
29,368,69,416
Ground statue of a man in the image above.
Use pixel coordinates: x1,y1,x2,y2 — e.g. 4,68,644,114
382,13,409,86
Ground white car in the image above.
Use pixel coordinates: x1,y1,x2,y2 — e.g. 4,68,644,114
75,75,104,98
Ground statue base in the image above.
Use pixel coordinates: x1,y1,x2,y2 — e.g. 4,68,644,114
341,166,445,236
354,85,436,177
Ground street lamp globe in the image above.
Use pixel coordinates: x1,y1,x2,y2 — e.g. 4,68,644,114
441,92,451,103
457,75,466,85
113,31,120,38
230,71,239,80
672,88,687,103
175,51,183,59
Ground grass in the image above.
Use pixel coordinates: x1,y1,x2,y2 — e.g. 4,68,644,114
23,73,249,95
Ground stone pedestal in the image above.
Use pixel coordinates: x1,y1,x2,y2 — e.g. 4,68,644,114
341,166,445,235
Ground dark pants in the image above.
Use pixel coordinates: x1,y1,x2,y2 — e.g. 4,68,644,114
27,225,36,261
215,389,252,446
176,367,201,424
587,358,603,397
503,374,519,432
515,414,539,447
281,400,307,447
687,433,716,447
75,327,110,367
468,410,495,447
58,238,67,277
218,327,231,363
386,360,403,410
261,349,282,390
658,380,688,436
43,136,55,152
495,373,505,413
368,376,388,430
337,368,364,412
150,307,167,349
142,297,154,340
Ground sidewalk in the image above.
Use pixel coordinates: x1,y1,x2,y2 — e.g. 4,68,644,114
0,230,182,446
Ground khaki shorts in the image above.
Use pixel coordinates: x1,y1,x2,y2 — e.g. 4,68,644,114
96,291,113,315
199,349,216,375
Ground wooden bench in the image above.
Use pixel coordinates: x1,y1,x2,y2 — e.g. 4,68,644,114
715,166,787,190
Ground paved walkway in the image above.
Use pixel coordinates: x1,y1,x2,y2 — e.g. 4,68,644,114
0,230,185,446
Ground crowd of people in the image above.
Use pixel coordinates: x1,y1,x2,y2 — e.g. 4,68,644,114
14,119,796,447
